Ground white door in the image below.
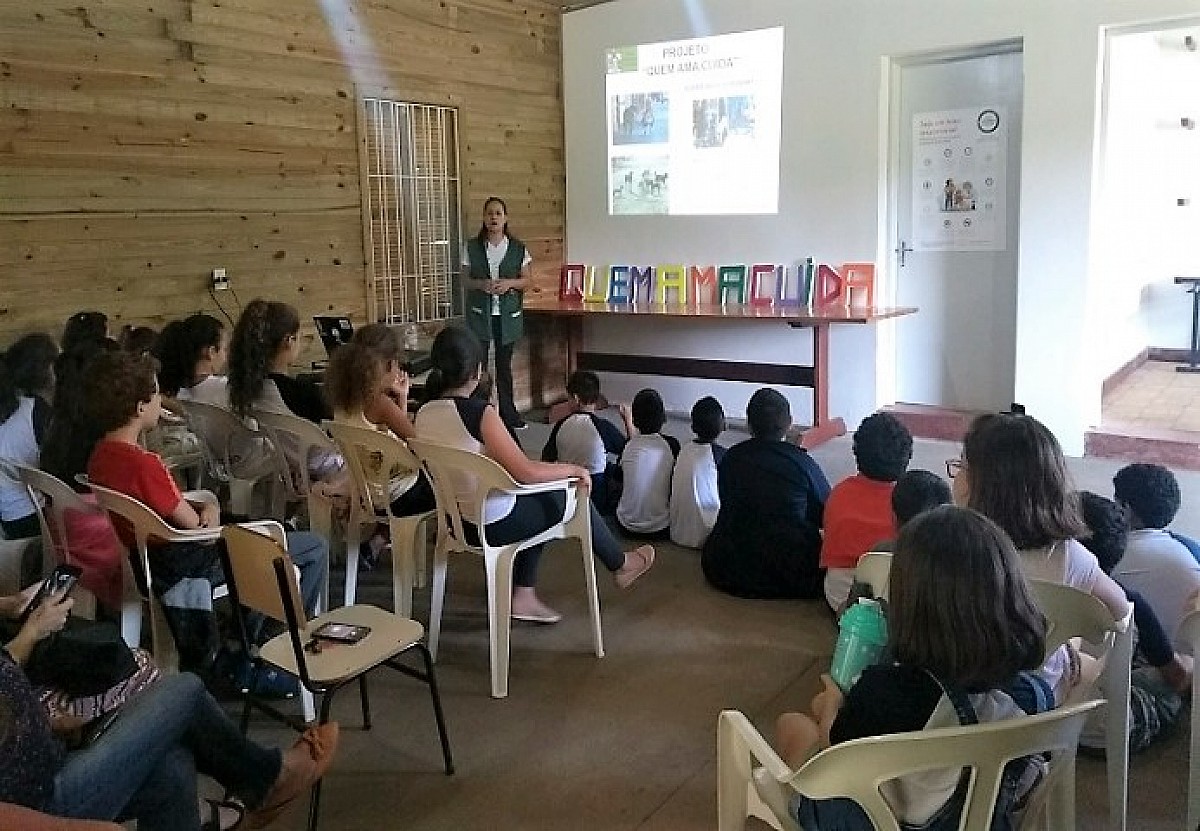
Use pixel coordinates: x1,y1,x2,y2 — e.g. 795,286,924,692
888,46,1023,413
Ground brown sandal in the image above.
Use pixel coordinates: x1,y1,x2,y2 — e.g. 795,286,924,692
247,722,340,829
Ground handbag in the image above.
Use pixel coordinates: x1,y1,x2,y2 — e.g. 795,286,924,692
25,618,138,696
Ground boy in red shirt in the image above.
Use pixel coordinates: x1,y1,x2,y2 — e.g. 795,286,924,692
820,412,912,612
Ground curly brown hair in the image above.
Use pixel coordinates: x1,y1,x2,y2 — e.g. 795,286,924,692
81,350,160,435
324,324,403,415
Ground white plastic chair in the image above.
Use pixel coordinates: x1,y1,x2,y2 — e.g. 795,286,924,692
1029,579,1133,831
81,476,285,672
252,409,337,542
406,437,604,699
324,421,433,615
219,524,453,831
717,699,1103,831
177,400,277,516
1175,600,1200,831
17,465,141,641
853,551,893,601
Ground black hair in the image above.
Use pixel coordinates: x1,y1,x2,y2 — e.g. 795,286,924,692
62,311,108,353
566,370,602,406
853,412,913,482
228,299,300,417
43,338,120,491
690,396,725,443
155,314,225,397
425,325,483,400
476,196,510,243
0,333,59,422
1113,463,1181,530
1077,490,1129,574
631,388,666,434
891,469,952,527
746,387,790,440
118,325,158,356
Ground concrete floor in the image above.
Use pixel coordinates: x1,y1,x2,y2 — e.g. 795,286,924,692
249,422,1192,830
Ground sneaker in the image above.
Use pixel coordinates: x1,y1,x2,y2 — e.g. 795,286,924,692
229,653,299,699
512,420,529,430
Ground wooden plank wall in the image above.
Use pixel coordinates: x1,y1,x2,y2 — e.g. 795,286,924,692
0,0,569,408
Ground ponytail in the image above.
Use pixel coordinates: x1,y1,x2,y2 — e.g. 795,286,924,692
155,314,224,397
228,299,299,417
425,325,482,401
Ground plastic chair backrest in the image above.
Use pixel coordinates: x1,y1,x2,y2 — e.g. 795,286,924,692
252,409,336,499
853,552,893,601
178,399,256,482
324,421,421,517
1181,603,1200,831
1028,579,1119,657
719,699,1103,831
17,465,95,565
406,438,522,550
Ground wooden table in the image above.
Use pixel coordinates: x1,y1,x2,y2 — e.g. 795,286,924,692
525,299,916,448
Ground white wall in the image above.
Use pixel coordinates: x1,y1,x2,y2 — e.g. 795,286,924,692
1091,24,1200,379
564,0,1200,454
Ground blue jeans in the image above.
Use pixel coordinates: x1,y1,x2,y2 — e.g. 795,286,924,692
286,530,329,615
47,673,280,831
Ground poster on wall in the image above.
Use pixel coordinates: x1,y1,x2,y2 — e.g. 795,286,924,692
912,107,1007,251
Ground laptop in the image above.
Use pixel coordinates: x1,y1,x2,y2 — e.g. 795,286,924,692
313,316,354,357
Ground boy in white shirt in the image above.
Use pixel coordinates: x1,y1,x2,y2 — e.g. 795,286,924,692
616,388,679,537
1112,463,1200,650
669,396,726,548
542,370,633,514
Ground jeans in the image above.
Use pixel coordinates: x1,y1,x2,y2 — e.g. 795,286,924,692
466,493,626,587
47,673,281,831
285,530,329,616
489,315,521,428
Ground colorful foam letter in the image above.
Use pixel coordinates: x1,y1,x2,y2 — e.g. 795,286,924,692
717,265,747,305
656,264,688,305
814,263,844,308
583,266,608,302
630,266,654,304
748,264,776,307
559,264,585,300
690,266,717,305
775,264,801,307
608,265,631,304
840,262,876,308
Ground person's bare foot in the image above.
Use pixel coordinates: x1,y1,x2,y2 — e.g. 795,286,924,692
615,545,655,589
511,595,563,624
247,722,340,829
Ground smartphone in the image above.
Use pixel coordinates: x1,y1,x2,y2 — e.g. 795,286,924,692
20,564,82,625
312,622,371,644
80,708,120,746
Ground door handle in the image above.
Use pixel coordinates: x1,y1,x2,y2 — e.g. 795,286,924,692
895,240,914,267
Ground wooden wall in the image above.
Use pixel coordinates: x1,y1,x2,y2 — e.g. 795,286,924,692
0,0,568,407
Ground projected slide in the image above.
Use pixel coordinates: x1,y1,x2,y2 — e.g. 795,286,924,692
605,27,783,216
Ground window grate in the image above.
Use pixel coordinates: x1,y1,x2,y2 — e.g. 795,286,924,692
361,98,463,324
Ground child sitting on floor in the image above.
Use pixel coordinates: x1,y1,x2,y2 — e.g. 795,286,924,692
821,412,913,612
615,388,680,538
542,370,633,514
669,396,726,549
776,505,1052,830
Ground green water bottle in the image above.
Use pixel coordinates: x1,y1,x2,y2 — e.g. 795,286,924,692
829,598,888,691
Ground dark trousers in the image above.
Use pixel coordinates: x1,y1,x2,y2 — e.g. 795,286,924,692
0,512,41,540
489,315,521,428
465,492,625,587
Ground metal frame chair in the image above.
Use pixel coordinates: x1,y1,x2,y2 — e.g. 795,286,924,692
219,524,453,831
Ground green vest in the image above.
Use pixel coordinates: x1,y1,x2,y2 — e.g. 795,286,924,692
465,236,526,345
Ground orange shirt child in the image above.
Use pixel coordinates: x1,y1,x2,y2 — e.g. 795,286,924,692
820,474,896,571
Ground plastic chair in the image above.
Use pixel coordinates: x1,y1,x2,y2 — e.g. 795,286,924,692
252,409,337,543
853,551,893,600
717,699,1103,831
17,466,140,643
81,476,285,672
406,437,604,699
324,421,433,614
219,524,453,831
1029,579,1133,831
1176,600,1200,831
177,400,277,516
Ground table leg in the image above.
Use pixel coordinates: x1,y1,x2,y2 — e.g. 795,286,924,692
1179,285,1200,374
798,323,846,449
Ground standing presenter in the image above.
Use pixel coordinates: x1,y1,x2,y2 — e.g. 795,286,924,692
464,196,532,429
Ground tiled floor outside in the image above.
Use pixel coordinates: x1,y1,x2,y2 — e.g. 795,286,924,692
1102,359,1200,433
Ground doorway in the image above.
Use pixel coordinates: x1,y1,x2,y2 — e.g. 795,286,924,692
883,43,1024,413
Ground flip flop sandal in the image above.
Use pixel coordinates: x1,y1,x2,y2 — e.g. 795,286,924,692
201,797,246,831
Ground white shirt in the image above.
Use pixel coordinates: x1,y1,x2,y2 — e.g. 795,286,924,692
177,374,229,408
0,397,40,522
616,433,679,534
414,397,515,524
1116,528,1200,650
550,412,625,474
669,441,723,548
465,238,532,315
